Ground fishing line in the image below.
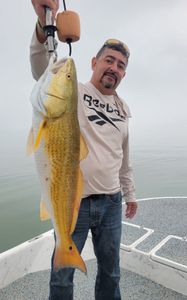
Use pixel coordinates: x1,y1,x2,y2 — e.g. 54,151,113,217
62,0,72,56
63,0,67,11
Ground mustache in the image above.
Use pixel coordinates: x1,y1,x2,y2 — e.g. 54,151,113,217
103,71,118,81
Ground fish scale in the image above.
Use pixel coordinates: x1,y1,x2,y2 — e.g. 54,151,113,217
47,117,79,233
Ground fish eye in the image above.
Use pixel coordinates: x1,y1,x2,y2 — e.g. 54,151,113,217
67,73,71,79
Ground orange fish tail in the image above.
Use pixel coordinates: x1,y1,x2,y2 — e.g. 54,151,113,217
53,239,87,274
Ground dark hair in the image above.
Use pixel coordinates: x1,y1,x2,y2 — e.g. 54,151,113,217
96,40,130,60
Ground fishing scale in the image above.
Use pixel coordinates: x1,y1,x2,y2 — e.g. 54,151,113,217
43,0,80,57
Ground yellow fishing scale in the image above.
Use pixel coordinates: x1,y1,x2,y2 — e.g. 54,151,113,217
43,0,80,58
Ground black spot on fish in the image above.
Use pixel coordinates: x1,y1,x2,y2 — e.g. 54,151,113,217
69,246,72,251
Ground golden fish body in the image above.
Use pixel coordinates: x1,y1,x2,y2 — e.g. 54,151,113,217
29,58,87,273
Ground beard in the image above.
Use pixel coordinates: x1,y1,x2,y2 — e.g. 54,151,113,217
101,73,117,89
103,81,113,89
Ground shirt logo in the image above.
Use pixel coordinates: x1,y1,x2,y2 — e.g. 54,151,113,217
83,94,126,131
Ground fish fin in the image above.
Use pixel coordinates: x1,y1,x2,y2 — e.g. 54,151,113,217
79,133,89,161
34,119,47,151
70,168,83,235
53,239,87,274
26,127,35,155
40,200,51,221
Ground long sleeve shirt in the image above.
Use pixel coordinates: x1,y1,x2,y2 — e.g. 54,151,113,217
30,31,136,202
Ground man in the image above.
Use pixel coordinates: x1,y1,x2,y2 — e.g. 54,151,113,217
30,1,138,299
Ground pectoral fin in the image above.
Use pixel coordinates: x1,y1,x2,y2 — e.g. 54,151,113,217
26,127,34,155
34,119,47,151
40,200,50,221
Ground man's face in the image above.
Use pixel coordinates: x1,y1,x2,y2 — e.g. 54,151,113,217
91,48,128,95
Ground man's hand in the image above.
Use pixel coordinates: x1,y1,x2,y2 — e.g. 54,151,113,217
125,202,137,219
31,0,59,26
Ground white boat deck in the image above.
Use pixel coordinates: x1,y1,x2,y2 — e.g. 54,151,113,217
0,197,187,299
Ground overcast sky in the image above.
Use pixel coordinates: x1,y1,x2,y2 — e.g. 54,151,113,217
0,0,187,148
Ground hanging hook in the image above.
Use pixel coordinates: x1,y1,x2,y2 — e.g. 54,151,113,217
66,38,72,56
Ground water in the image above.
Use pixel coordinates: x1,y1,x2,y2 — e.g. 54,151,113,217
0,132,52,253
131,143,187,198
0,131,187,253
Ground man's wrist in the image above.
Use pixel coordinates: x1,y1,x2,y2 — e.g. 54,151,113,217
37,19,44,32
36,19,46,44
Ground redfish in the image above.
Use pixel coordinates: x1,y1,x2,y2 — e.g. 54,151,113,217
27,57,88,273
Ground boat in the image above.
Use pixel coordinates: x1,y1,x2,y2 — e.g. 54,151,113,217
0,196,187,299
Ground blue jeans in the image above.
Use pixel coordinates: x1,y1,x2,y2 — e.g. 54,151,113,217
49,192,122,300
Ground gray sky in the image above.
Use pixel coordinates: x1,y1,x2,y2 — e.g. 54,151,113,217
0,0,187,148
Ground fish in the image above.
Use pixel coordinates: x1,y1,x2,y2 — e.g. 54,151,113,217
27,57,88,274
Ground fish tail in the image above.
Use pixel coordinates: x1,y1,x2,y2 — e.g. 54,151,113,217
53,239,87,274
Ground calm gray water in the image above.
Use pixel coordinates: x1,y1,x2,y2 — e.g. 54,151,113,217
0,131,187,253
